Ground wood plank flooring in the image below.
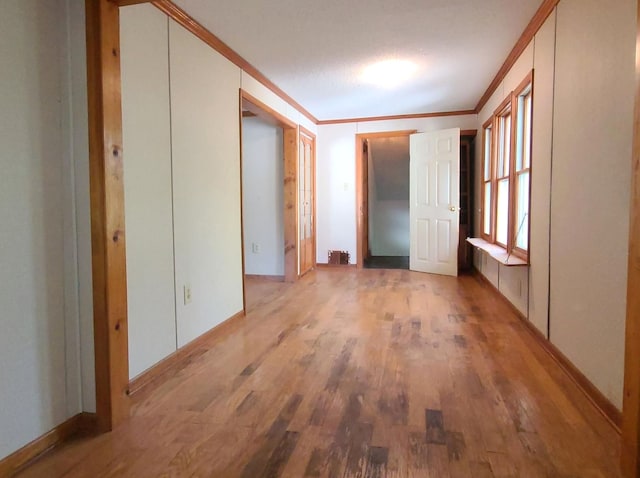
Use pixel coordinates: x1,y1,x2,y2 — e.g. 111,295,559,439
17,269,621,477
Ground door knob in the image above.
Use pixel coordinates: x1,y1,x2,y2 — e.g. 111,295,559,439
449,206,457,212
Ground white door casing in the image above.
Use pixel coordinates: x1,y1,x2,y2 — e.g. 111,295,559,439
410,129,460,276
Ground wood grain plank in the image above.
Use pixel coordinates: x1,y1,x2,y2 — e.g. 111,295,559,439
85,0,130,432
622,2,640,476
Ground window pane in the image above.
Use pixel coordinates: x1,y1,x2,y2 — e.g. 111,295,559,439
483,182,491,235
496,178,509,245
484,127,492,181
497,113,511,178
497,119,505,177
516,98,524,171
515,171,530,250
503,114,511,176
515,90,532,173
523,93,532,169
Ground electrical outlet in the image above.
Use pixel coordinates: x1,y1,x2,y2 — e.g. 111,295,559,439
252,242,261,254
184,284,192,305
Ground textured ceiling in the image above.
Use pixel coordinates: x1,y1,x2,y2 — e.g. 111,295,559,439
173,0,543,121
370,137,410,201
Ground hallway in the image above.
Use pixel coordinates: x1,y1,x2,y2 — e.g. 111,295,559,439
19,270,620,477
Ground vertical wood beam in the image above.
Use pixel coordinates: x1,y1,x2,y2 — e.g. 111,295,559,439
85,0,130,431
355,135,365,268
284,127,299,282
622,2,640,475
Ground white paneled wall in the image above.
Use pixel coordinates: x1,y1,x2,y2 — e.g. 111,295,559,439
0,0,89,460
527,10,556,337
120,3,315,376
549,0,634,409
121,6,177,379
169,20,244,347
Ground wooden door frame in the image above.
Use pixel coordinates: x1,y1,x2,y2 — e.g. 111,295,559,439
299,126,317,275
622,2,640,475
239,90,299,286
355,130,416,268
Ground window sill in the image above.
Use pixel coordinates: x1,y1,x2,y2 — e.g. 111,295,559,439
466,238,528,266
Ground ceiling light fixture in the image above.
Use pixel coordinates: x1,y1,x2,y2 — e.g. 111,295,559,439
361,59,419,88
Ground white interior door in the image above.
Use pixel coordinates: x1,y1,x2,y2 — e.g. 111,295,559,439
410,128,460,276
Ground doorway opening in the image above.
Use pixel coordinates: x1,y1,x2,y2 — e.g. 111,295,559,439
356,130,415,270
239,90,300,312
355,129,476,272
363,135,411,270
241,113,285,282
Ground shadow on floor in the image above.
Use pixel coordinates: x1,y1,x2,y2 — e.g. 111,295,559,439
363,256,409,270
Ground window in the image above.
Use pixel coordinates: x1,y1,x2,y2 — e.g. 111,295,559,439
481,71,533,261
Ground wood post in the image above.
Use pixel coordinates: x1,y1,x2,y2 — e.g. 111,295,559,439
622,1,640,475
85,0,130,432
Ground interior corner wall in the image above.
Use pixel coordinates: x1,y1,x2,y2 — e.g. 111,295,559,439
317,115,477,264
121,5,177,380
0,0,87,460
549,0,635,409
242,117,285,276
68,0,95,416
527,9,556,338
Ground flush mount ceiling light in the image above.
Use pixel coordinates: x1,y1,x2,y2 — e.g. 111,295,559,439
361,59,419,88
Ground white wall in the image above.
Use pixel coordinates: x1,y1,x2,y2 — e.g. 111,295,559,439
68,0,95,417
0,0,89,460
317,115,478,263
121,5,177,379
370,201,410,256
549,0,634,409
169,20,244,347
242,117,285,276
474,1,635,409
527,10,556,337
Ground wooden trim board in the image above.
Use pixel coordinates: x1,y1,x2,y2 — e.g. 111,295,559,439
241,89,297,130
128,311,244,397
283,127,299,282
85,0,130,433
473,270,622,433
151,0,318,125
245,275,285,282
0,413,97,477
475,0,559,113
117,0,152,6
239,92,248,315
621,1,640,474
318,109,476,126
315,263,357,269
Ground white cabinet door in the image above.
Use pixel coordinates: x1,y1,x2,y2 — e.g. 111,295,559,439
410,129,460,276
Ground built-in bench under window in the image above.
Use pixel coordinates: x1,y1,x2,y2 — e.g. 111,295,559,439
467,238,528,266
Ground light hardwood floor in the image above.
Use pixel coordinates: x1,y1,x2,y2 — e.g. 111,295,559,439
17,269,621,477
